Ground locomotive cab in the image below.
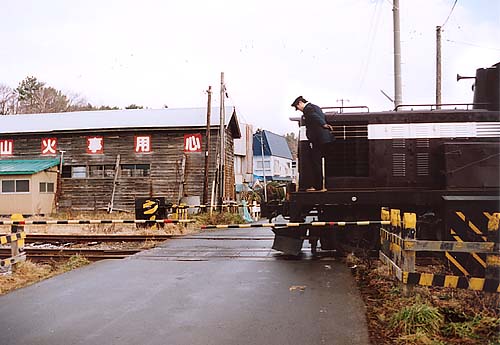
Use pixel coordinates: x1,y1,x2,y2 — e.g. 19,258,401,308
272,62,500,256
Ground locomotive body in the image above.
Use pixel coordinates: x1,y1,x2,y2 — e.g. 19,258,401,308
272,63,500,256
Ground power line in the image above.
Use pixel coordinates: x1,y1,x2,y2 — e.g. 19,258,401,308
445,39,500,51
224,85,250,126
441,0,458,27
357,0,383,91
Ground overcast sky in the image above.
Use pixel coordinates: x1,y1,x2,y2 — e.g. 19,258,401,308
1,0,499,134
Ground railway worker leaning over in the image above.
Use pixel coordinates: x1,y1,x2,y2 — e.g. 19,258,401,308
291,96,335,192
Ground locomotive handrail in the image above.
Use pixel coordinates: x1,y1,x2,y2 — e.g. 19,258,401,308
322,105,370,113
394,103,489,111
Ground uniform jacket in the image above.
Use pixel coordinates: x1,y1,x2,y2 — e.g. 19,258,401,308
302,103,334,145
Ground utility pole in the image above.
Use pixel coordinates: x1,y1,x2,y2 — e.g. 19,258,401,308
436,26,442,109
336,98,350,113
258,129,268,203
219,72,226,202
203,86,212,205
393,0,403,109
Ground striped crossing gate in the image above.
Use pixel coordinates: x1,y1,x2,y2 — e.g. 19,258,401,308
443,196,500,278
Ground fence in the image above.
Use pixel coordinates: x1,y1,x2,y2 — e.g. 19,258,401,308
0,214,26,272
379,208,500,293
135,198,259,222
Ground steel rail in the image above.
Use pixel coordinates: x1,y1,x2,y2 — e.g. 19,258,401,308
0,219,194,225
0,234,175,243
0,248,141,261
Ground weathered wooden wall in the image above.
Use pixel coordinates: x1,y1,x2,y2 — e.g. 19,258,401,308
1,127,235,211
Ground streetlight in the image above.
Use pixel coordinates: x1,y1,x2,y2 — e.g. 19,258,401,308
256,129,268,203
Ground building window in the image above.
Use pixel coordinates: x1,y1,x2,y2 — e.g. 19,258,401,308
40,182,55,193
120,164,150,177
88,165,115,178
256,161,270,169
62,165,116,179
234,156,242,174
1,179,30,193
62,164,147,178
62,166,72,178
1,180,14,193
71,166,87,178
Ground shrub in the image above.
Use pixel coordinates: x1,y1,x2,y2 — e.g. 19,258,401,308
389,302,443,336
194,212,245,226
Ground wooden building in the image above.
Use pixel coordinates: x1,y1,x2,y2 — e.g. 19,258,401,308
0,158,60,215
0,107,240,214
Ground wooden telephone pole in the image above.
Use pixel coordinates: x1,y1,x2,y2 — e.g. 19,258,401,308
436,26,442,109
218,72,226,203
203,86,212,205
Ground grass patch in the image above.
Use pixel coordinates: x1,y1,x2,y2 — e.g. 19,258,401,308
395,331,446,345
352,257,500,344
193,211,245,225
389,300,443,336
0,261,52,294
442,314,500,341
58,254,90,272
0,255,90,295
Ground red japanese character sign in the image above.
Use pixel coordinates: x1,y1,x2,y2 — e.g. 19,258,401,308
184,134,202,152
41,138,57,155
135,136,151,153
87,136,104,154
0,139,13,156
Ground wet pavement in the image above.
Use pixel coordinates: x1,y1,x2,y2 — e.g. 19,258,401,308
0,226,370,345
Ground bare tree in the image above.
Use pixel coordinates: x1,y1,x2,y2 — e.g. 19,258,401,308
8,76,122,114
66,92,93,111
0,84,17,115
36,87,70,113
284,132,298,160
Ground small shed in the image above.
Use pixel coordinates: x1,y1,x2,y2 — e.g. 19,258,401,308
0,158,60,215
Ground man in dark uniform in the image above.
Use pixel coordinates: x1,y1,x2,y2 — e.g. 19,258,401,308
291,96,334,191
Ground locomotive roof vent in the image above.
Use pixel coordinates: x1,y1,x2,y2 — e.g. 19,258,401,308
470,62,499,111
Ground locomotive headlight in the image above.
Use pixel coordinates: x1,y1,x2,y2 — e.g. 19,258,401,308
351,196,357,202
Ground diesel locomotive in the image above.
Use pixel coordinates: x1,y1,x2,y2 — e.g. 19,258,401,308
270,62,500,256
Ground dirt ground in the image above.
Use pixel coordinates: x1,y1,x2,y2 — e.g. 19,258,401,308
350,256,500,344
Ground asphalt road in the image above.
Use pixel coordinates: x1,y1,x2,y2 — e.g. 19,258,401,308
0,227,370,345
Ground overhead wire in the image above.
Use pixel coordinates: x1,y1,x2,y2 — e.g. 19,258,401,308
357,0,384,92
445,39,500,51
441,0,458,28
223,83,250,126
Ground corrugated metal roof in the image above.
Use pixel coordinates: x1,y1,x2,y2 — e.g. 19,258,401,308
0,158,60,175
0,107,235,134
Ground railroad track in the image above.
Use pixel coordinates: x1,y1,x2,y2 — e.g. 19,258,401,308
0,233,176,243
0,247,141,261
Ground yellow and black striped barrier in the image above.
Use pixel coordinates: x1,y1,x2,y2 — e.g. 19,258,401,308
380,207,500,293
0,219,195,225
172,204,247,209
201,220,390,230
380,228,497,253
1,214,26,270
0,254,26,268
0,231,26,245
403,272,499,293
379,250,499,292
0,219,388,229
